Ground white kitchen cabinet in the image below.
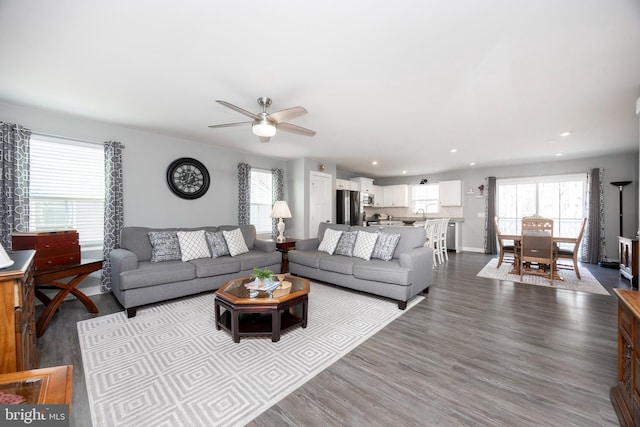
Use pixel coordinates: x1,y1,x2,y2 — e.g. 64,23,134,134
382,185,409,207
336,179,350,190
351,177,374,193
439,180,462,206
350,181,360,191
372,185,383,206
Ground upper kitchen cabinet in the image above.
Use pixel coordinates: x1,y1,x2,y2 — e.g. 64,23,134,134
382,185,409,207
372,185,383,207
439,180,462,206
336,179,351,190
350,177,374,193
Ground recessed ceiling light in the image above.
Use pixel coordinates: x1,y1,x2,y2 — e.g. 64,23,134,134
469,162,476,166
560,131,571,137
402,170,407,174
450,148,457,153
555,152,564,156
372,161,378,165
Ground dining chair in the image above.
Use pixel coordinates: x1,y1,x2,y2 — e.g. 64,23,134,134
556,218,587,279
438,218,450,262
494,216,515,268
424,219,441,266
520,217,556,282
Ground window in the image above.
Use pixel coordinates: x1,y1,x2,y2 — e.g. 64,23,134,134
250,169,273,234
496,174,585,242
411,183,439,214
29,136,105,250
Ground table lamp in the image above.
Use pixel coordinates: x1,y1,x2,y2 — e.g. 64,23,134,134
270,201,292,242
0,244,13,268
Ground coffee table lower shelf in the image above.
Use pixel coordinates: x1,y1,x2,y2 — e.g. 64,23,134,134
214,296,308,343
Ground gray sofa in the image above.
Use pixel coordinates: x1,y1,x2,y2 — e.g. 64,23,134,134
109,224,281,317
288,223,432,309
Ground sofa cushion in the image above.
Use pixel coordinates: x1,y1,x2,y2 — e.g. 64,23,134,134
371,232,401,261
320,255,359,275
317,223,351,244
318,228,343,254
177,230,211,261
353,259,411,286
352,231,378,260
223,228,249,256
218,225,256,249
148,231,182,262
205,231,230,257
189,256,241,278
288,249,332,269
334,231,357,257
119,260,196,290
234,250,282,271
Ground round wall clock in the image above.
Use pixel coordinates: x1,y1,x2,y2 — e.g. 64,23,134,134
166,157,210,199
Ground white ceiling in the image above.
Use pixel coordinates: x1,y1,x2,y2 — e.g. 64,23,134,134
1,1,639,178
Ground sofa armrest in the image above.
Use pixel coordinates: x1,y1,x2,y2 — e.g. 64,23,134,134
399,246,433,289
295,238,319,251
109,248,139,292
254,239,276,253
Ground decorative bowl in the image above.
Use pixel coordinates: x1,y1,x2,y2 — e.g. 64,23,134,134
402,220,416,225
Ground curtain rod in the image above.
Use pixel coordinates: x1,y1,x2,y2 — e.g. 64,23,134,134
32,131,126,148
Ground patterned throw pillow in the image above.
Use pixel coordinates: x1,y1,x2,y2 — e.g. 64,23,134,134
371,232,401,261
148,231,181,262
177,230,211,262
334,231,357,257
352,231,379,260
205,231,230,258
222,228,249,256
318,228,343,254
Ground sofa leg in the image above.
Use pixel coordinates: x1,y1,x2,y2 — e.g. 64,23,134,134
398,300,407,310
422,287,430,294
126,307,137,318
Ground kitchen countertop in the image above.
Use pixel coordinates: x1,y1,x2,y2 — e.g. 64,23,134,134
366,217,464,227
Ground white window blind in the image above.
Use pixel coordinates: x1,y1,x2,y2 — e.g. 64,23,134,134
250,169,273,234
29,136,105,249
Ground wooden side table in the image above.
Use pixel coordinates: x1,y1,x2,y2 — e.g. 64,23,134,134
276,238,298,273
0,365,73,405
619,236,638,288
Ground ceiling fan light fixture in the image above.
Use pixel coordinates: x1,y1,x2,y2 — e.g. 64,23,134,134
252,121,276,137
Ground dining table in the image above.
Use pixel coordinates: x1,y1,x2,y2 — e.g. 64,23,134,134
500,234,578,280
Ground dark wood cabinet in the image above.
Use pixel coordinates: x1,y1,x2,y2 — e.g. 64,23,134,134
612,289,640,426
12,230,80,272
276,238,298,274
619,237,638,288
0,250,37,374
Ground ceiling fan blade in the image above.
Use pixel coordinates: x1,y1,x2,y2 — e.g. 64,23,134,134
208,121,253,128
277,122,316,136
267,106,308,123
216,100,260,120
259,136,271,143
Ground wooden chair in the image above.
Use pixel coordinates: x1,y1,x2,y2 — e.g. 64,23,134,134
494,216,515,268
556,218,587,279
520,217,555,282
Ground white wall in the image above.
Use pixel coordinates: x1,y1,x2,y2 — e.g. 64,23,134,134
372,152,639,258
0,102,285,228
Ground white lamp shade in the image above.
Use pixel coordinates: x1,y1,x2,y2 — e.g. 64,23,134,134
270,201,292,219
0,244,14,269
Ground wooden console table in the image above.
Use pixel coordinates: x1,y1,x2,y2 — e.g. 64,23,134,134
619,236,638,288
34,259,102,337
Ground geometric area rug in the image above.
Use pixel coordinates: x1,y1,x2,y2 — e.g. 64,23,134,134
477,258,609,296
77,283,423,427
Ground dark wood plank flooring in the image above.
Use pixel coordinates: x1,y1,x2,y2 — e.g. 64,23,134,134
36,253,630,426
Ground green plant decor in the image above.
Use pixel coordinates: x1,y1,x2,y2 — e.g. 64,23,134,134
252,268,273,282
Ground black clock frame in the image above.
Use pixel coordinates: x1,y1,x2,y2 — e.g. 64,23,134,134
166,157,211,199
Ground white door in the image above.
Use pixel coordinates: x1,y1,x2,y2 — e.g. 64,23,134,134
309,171,332,238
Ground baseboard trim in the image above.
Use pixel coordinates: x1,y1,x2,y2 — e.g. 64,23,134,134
462,247,485,253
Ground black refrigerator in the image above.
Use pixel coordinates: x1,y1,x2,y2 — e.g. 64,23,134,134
336,190,362,225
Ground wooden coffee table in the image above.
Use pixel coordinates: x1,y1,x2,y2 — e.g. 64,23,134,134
214,275,310,343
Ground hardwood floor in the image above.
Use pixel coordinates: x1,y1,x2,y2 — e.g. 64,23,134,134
36,253,630,426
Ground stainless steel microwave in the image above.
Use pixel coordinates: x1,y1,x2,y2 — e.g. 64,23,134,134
361,193,374,206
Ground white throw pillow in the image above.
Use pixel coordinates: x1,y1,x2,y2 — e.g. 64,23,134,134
177,230,211,261
223,228,249,256
352,231,379,260
318,228,343,255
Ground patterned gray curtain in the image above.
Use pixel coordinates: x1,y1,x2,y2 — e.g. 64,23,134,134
238,163,251,225
101,141,124,292
484,176,497,254
0,122,30,249
582,168,606,263
271,168,284,237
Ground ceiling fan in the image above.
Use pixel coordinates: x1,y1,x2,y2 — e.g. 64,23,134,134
208,97,316,143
